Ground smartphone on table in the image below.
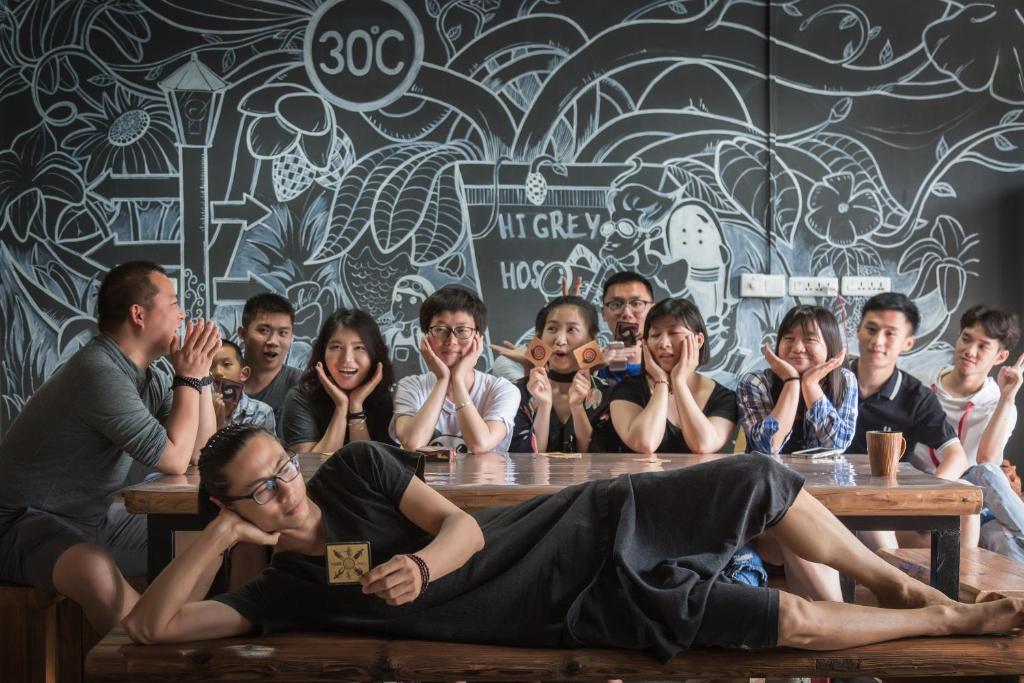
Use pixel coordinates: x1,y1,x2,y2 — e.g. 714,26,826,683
791,447,842,459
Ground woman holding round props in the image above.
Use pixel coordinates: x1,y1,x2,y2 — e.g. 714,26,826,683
509,296,610,453
597,299,736,454
737,305,855,456
281,309,395,453
125,425,1024,653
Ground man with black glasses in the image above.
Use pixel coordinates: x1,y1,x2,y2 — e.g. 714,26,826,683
597,271,655,384
391,286,519,454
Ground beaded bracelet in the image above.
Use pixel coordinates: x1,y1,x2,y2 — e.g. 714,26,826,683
406,553,430,596
454,400,473,412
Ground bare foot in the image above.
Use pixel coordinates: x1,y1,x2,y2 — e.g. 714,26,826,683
872,577,956,609
947,597,1024,636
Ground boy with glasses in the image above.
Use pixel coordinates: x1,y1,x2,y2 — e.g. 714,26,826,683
391,286,519,453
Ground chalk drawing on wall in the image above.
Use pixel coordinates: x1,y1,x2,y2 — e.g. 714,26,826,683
2,0,1021,432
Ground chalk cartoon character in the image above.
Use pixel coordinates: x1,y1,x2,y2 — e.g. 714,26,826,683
383,274,436,374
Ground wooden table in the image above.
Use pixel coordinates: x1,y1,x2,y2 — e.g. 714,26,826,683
123,452,981,598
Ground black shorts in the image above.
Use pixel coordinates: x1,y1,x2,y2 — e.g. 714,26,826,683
0,504,146,593
692,580,779,649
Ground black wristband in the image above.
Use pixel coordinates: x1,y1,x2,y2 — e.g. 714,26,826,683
347,410,367,421
406,553,430,597
173,374,212,393
782,376,801,383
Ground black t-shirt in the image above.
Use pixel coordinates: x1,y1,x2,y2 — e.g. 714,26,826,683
508,376,611,452
250,366,302,436
847,359,957,455
279,384,394,449
593,375,738,453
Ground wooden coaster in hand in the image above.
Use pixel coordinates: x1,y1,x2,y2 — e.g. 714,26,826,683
573,340,605,370
527,337,553,368
326,542,371,585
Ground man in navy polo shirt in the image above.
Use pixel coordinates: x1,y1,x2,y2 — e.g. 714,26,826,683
848,293,969,548
849,293,967,479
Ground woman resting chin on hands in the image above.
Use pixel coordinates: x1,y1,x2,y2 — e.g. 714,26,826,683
280,309,395,455
736,305,856,456
735,305,856,603
595,299,737,455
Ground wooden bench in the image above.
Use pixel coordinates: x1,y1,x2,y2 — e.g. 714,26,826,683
85,629,1024,681
0,582,95,683
878,546,1024,603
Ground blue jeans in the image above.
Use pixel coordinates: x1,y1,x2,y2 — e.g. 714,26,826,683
722,544,767,587
963,463,1024,563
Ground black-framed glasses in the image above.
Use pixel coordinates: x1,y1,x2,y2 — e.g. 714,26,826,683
427,325,477,340
602,299,652,313
220,453,300,506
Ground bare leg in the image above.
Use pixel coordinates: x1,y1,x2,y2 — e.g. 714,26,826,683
780,546,842,602
778,590,1024,650
754,535,842,601
52,543,140,635
857,529,898,550
766,489,952,607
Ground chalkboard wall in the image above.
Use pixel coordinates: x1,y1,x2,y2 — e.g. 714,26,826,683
1,0,1021,457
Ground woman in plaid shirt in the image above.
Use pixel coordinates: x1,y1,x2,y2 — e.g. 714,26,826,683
736,305,857,603
737,305,857,455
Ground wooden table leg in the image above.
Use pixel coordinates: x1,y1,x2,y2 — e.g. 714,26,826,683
931,519,961,600
839,515,961,600
146,514,202,583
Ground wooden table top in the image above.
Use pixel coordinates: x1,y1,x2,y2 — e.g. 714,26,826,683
122,451,982,518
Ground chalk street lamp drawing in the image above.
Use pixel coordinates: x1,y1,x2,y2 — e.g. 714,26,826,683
160,53,226,319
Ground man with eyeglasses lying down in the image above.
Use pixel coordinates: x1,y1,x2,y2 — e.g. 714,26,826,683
390,285,519,455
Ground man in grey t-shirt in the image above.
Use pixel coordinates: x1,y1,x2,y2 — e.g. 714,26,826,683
0,262,220,636
238,293,300,434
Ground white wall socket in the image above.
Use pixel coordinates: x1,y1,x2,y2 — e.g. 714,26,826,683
740,273,787,298
841,276,891,296
789,276,839,297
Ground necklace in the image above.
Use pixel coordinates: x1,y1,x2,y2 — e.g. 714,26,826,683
547,369,577,383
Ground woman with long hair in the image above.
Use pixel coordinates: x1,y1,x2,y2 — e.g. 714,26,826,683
736,305,855,602
281,309,395,453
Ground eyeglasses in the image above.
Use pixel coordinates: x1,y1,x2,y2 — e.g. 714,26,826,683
427,325,478,340
220,453,301,506
602,299,652,313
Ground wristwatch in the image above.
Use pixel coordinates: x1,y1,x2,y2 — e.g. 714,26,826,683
172,374,213,393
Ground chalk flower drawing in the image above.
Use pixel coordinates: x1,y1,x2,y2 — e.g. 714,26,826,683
0,125,84,242
804,172,881,246
63,89,177,182
240,84,337,169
